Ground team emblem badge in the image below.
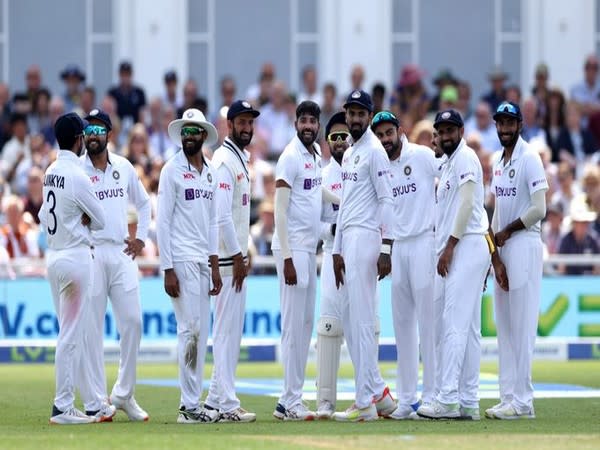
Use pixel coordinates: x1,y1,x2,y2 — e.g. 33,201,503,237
509,169,515,178
354,155,360,164
242,101,251,108
404,165,411,176
351,90,361,99
186,110,194,118
207,172,212,183
112,170,120,180
441,111,451,120
90,108,99,116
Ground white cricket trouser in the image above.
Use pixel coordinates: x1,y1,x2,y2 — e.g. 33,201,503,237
47,245,93,412
81,244,142,410
494,233,542,411
392,232,436,406
171,261,212,410
341,227,386,409
274,250,316,409
437,234,490,408
205,275,247,413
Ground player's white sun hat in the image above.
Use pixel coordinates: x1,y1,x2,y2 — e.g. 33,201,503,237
168,108,218,147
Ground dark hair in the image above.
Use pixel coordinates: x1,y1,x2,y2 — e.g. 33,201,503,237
193,97,208,114
296,100,320,120
10,112,27,125
372,83,386,97
325,111,347,137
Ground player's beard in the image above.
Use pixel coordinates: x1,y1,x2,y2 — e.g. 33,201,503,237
182,138,203,157
86,137,107,155
232,125,253,148
349,123,367,142
498,129,520,148
297,128,317,147
383,136,400,160
441,137,460,156
76,136,85,157
330,145,346,165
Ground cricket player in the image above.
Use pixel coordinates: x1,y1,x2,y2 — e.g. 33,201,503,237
203,100,260,423
272,101,322,421
157,108,223,424
486,102,547,420
417,109,490,420
371,110,439,420
315,111,350,419
40,112,106,424
80,109,151,422
331,90,396,422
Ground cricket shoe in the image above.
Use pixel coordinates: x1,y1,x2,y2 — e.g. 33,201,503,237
492,403,536,420
459,405,480,421
177,405,220,424
273,402,316,421
49,405,95,425
110,395,149,422
484,401,510,419
316,400,335,420
374,386,397,417
219,407,256,423
387,404,420,420
333,403,378,422
417,400,460,419
86,402,117,423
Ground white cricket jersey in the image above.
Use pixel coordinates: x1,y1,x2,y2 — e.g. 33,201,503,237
320,158,343,252
435,139,488,254
490,136,548,235
156,150,218,271
81,152,151,246
390,135,440,240
333,128,394,253
38,150,105,250
212,137,251,274
271,135,322,253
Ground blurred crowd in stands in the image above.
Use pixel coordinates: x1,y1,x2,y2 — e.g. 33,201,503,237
0,56,599,277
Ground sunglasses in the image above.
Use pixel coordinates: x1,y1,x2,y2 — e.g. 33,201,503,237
83,124,107,136
371,111,399,127
181,126,203,137
327,131,350,143
496,102,518,115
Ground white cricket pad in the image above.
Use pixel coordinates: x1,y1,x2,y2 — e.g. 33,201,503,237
316,316,343,407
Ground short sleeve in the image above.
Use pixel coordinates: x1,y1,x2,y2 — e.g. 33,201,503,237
275,149,298,187
454,151,479,187
524,152,549,195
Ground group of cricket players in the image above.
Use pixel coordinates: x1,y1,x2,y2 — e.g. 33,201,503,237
43,86,546,424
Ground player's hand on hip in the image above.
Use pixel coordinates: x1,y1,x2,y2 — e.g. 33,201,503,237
437,244,455,277
231,253,247,292
81,213,91,226
123,238,145,260
283,257,297,285
210,268,223,296
377,253,391,280
332,254,345,289
494,229,511,247
164,269,180,298
492,256,510,291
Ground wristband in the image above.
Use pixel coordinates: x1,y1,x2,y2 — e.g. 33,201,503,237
380,243,391,255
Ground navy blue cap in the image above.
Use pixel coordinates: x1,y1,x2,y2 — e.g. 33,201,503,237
433,109,464,129
119,61,133,73
343,89,373,112
227,100,260,120
325,111,347,137
60,64,85,81
84,108,112,131
493,101,523,122
164,70,177,83
54,113,88,143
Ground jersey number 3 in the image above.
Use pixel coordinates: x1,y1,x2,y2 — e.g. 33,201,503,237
47,190,57,235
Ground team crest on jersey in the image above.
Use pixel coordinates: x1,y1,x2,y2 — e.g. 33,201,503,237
354,155,360,164
509,168,515,179
207,172,212,183
404,165,411,176
112,170,120,180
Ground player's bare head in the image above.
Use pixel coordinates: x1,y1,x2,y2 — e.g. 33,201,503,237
371,111,402,160
343,90,373,142
227,100,260,148
295,101,320,148
325,111,350,164
433,109,464,156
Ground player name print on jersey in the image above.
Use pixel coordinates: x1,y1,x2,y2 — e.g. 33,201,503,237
95,188,125,200
43,174,65,189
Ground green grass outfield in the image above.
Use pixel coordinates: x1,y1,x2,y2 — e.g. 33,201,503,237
0,361,599,450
